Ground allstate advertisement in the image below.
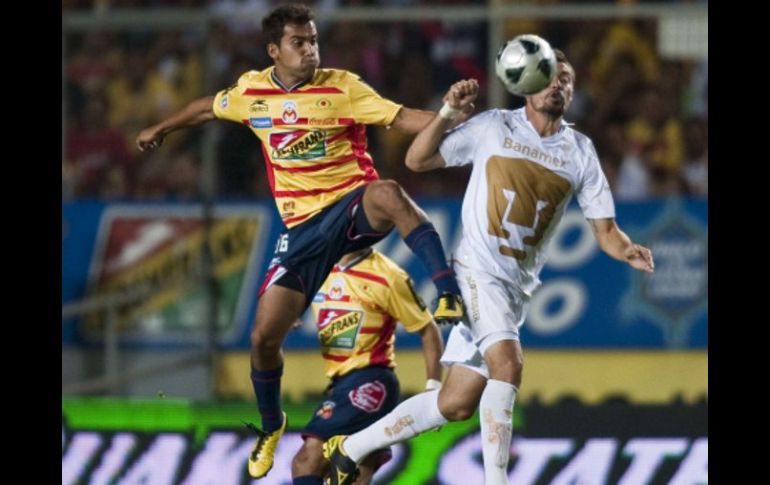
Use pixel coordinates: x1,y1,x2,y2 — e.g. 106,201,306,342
62,198,707,349
62,397,708,485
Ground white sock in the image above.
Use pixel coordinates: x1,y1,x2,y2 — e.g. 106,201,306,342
343,390,447,463
479,379,517,485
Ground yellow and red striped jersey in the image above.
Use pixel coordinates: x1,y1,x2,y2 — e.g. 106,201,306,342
212,67,402,228
311,249,432,379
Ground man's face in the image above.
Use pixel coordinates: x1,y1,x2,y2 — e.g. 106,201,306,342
527,62,575,118
269,21,320,78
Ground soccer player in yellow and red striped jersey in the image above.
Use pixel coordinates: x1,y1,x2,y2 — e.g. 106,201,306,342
136,4,469,479
291,247,442,485
212,66,400,230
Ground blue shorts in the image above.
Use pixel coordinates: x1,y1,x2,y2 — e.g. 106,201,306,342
303,366,400,442
259,185,391,306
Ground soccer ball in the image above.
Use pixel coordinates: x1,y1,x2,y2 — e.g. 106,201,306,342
495,34,557,96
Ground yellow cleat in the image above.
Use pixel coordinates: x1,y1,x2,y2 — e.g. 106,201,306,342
433,292,465,325
323,435,359,485
246,412,288,479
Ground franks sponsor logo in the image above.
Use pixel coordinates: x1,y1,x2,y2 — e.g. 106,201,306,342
269,130,326,160
317,309,362,349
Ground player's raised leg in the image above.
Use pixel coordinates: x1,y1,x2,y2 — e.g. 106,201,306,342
360,180,464,324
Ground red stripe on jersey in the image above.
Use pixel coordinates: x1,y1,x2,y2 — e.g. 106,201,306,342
243,87,344,95
283,212,313,226
297,87,344,94
328,126,354,144
273,118,309,126
368,315,395,366
341,269,389,288
323,295,351,303
260,144,276,194
243,88,287,95
271,154,358,173
274,174,367,198
359,327,380,334
323,353,348,362
338,118,355,125
348,124,379,181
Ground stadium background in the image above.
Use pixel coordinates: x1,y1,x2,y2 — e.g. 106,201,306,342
62,1,707,483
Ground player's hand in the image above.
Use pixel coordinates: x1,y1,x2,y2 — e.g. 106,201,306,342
136,127,165,152
443,79,479,113
625,244,654,273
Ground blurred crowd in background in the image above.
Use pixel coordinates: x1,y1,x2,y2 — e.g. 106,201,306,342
62,0,708,203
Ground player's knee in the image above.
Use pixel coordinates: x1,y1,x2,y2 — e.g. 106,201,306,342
369,179,408,212
438,394,477,421
292,441,325,476
250,329,282,355
440,402,476,421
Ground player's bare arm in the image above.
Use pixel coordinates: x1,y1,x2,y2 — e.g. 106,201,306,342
136,95,216,151
405,79,479,172
589,218,655,273
418,319,444,383
390,107,436,135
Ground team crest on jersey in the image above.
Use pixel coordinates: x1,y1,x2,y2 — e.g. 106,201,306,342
328,278,345,300
316,400,336,419
349,381,387,413
269,130,326,160
317,308,362,349
282,101,299,123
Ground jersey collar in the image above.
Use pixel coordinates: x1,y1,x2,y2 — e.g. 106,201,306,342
335,248,374,272
270,67,313,92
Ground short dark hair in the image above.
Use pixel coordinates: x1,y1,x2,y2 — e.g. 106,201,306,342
262,4,314,46
553,48,568,64
553,48,575,78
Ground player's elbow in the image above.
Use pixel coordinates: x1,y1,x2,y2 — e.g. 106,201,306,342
405,151,438,172
405,153,427,172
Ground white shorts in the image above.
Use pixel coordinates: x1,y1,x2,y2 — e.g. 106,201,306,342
440,262,530,378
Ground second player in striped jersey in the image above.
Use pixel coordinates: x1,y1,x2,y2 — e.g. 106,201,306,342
291,248,442,485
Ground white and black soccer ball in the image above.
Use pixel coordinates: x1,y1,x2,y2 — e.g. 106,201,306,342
495,34,557,96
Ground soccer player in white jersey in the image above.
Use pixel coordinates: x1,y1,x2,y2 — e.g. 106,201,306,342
323,48,655,485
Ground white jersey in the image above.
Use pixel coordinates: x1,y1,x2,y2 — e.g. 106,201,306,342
439,108,615,295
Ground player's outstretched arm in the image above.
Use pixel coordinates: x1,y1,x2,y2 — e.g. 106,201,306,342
390,107,436,135
589,218,655,273
136,95,216,152
405,79,478,172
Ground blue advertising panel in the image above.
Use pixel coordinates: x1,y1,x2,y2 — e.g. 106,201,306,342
62,198,707,349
